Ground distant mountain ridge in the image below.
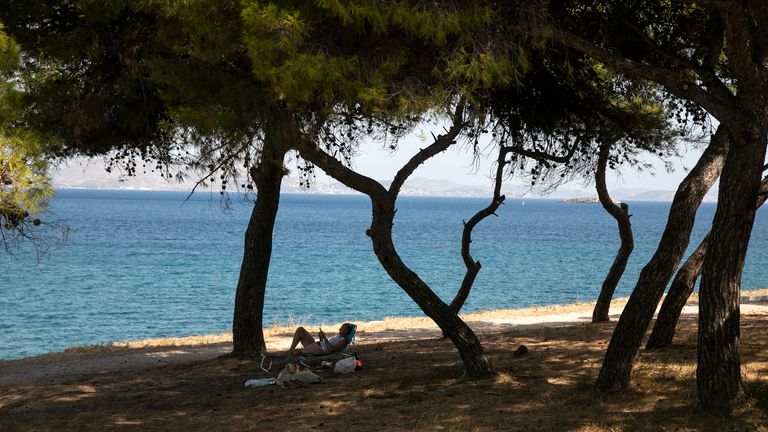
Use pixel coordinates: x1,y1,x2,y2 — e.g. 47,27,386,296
52,160,715,202
285,177,717,202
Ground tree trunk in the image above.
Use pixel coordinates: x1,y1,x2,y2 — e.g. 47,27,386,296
370,197,494,378
592,141,634,323
645,234,709,349
697,125,766,410
595,126,728,392
648,176,768,349
695,1,768,411
231,137,288,357
298,112,494,378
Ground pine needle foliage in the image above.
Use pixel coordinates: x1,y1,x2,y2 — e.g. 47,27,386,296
0,22,59,257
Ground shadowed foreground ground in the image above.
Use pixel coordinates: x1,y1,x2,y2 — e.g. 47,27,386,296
2,304,768,431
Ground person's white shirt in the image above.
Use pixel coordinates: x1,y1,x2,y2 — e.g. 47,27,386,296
320,335,345,352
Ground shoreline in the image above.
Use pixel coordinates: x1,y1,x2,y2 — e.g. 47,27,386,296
2,297,627,365
2,290,768,387
8,288,768,362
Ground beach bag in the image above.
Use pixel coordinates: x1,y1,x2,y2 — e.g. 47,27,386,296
277,364,324,387
334,356,356,374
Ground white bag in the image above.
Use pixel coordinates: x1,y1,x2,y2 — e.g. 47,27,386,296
244,378,276,388
334,356,356,374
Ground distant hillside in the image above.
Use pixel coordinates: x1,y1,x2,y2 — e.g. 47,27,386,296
52,160,715,202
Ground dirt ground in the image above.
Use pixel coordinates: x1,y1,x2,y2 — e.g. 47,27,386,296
2,297,768,431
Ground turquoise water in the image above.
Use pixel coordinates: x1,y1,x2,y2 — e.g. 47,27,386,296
1,189,766,360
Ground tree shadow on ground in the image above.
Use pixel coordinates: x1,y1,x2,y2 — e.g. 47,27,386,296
2,314,768,431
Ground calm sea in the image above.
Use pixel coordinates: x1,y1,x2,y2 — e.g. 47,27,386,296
1,189,766,360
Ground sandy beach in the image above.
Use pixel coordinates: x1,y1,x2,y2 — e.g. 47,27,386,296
3,293,767,386
2,293,768,431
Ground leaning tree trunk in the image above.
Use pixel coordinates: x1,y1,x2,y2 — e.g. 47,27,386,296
648,176,768,349
231,137,288,357
697,124,767,410
595,126,728,392
592,141,634,323
645,234,709,349
449,139,576,315
300,149,494,377
370,197,493,377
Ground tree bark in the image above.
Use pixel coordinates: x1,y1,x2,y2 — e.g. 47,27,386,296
595,126,728,392
592,141,634,323
696,127,766,410
645,234,709,349
695,2,768,409
648,176,768,349
231,131,288,357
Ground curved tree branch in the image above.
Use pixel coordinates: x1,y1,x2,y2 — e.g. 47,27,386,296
553,29,739,125
389,104,466,196
449,143,509,312
298,142,389,201
594,141,624,219
504,136,580,164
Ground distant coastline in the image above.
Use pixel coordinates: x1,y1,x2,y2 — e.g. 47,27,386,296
561,196,601,204
53,180,717,202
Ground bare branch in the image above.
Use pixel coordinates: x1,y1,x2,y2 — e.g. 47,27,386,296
448,142,509,313
299,102,466,202
298,141,389,200
389,104,466,196
503,136,579,164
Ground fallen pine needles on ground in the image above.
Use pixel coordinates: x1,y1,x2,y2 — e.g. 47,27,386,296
2,309,768,431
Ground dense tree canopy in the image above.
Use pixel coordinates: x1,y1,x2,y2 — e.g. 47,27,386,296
0,22,55,256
